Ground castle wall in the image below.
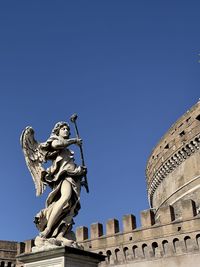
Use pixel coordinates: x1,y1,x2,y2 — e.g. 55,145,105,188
112,254,200,267
1,103,200,267
2,199,200,267
152,150,200,217
75,199,200,266
146,101,200,216
0,240,18,267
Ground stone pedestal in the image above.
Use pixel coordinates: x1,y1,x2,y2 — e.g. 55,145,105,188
17,246,105,267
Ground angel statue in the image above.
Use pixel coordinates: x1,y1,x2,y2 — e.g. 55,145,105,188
20,119,87,249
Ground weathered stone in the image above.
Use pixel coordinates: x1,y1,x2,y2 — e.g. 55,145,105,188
76,226,88,242
141,209,155,227
181,199,197,220
122,214,136,232
17,246,105,267
106,219,119,235
159,205,175,224
91,223,103,239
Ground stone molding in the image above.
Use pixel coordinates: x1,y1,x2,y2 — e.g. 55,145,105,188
73,200,200,266
147,134,200,206
2,200,200,266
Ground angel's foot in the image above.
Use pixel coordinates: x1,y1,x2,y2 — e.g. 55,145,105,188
40,227,51,238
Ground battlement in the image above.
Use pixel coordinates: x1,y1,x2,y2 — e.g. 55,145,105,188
146,101,200,208
0,240,18,267
75,199,200,265
2,199,200,267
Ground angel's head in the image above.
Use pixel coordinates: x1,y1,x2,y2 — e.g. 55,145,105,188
51,121,70,138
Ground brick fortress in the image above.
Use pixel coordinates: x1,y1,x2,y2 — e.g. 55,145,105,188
1,101,200,267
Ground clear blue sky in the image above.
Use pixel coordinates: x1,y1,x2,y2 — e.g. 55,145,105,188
0,1,199,241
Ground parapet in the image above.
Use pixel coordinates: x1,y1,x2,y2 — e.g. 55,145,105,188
146,101,200,211
75,199,200,265
0,240,18,267
4,200,200,266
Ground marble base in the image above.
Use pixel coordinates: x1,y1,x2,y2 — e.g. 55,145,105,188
17,246,105,267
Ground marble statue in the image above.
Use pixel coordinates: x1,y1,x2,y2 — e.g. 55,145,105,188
20,116,88,249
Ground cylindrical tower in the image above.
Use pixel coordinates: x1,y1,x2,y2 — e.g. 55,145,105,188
146,101,200,218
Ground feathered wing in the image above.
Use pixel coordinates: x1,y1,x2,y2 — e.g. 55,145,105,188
20,126,46,196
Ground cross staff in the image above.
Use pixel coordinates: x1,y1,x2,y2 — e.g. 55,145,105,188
70,113,89,193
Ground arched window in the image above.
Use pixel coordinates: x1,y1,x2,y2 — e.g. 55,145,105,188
123,247,129,259
196,234,200,249
173,238,180,253
152,242,158,256
142,244,148,258
184,236,192,252
132,245,138,259
162,240,169,255
106,250,112,263
115,248,120,261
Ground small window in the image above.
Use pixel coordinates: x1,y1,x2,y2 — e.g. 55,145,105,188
164,144,169,149
178,123,183,128
179,131,185,137
186,117,191,123
152,242,158,256
196,114,200,121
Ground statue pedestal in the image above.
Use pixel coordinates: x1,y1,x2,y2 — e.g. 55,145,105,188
17,246,105,267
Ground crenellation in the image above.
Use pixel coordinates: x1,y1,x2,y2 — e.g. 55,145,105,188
91,223,104,239
76,226,88,242
74,201,200,265
140,209,155,227
181,199,197,220
24,239,34,253
122,214,136,232
17,242,25,255
0,241,18,267
106,219,119,236
158,205,175,224
1,103,200,267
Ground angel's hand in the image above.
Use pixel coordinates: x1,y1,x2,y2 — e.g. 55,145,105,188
76,138,82,146
81,166,87,175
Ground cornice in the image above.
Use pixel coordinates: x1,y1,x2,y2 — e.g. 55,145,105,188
147,134,200,207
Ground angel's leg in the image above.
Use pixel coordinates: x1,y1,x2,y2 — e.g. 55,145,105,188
40,179,72,238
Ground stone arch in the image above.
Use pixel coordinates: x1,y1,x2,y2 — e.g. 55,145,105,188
106,250,112,263
0,261,5,267
123,247,129,259
115,248,120,262
184,236,191,250
132,245,138,259
196,234,200,249
184,235,194,252
152,242,159,257
173,238,181,254
162,240,168,254
142,243,148,258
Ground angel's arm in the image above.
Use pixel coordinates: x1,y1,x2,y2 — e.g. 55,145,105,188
51,137,81,149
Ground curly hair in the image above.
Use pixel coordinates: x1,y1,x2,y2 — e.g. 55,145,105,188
51,121,70,136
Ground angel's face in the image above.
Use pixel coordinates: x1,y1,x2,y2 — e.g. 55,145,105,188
59,125,70,139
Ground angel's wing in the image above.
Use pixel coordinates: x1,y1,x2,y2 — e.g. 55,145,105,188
20,126,46,196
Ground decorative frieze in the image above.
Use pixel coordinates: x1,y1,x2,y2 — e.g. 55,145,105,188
148,136,200,205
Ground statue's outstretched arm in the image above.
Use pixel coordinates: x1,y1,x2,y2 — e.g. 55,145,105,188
52,138,81,149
